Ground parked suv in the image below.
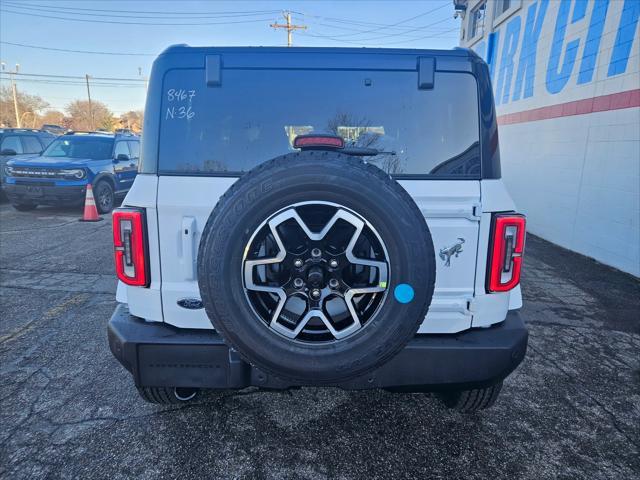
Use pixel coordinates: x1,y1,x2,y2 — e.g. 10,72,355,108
108,46,528,411
0,128,56,194
3,131,140,212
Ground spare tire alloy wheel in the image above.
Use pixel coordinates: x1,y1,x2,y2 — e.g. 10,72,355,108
243,201,389,342
198,152,436,384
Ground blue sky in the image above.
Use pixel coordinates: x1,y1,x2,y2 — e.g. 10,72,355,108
0,0,460,116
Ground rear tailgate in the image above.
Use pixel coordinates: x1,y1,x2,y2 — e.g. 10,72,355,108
156,177,480,333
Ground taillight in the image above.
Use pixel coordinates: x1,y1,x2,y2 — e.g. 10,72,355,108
112,208,148,287
487,213,526,293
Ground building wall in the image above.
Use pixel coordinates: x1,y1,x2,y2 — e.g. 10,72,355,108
459,0,640,276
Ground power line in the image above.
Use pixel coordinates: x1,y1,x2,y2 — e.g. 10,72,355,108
365,28,460,46
303,15,455,44
0,77,146,88
4,72,145,82
30,94,142,101
360,16,456,42
4,1,448,32
293,10,446,31
312,21,454,36
2,2,453,34
300,27,459,46
1,2,281,20
2,1,281,17
0,41,155,56
300,4,449,39
305,23,456,43
0,9,277,26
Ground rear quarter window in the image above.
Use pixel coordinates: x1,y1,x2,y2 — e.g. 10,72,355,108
1,136,24,154
114,141,130,158
22,136,43,154
158,69,480,178
127,141,140,159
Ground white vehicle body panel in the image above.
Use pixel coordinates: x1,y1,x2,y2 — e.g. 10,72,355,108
399,181,480,333
156,176,235,329
116,174,163,322
120,175,523,333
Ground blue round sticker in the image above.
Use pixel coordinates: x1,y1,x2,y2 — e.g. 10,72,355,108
394,283,415,304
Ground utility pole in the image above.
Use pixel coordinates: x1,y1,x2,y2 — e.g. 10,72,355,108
270,11,307,47
85,74,95,130
11,73,20,128
3,63,22,127
138,66,148,91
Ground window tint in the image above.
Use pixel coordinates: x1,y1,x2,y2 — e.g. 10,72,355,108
114,141,130,158
38,134,55,148
494,0,512,18
159,70,480,177
127,141,140,158
21,136,43,154
469,2,486,39
43,136,114,159
1,136,23,154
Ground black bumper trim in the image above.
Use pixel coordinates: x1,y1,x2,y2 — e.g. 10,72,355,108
107,304,528,391
3,183,85,205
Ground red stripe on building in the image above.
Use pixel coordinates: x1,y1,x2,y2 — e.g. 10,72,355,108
497,89,640,126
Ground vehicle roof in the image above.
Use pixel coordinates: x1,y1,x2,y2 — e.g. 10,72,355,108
0,128,54,135
151,45,481,80
159,45,474,58
62,131,139,139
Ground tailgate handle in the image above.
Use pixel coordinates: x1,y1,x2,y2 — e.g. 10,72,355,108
181,216,197,280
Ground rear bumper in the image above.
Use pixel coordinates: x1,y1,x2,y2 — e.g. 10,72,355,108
3,183,85,205
108,304,528,391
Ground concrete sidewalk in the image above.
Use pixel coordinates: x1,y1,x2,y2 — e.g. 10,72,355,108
0,204,638,479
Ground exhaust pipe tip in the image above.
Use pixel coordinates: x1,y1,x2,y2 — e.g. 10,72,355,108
174,387,198,402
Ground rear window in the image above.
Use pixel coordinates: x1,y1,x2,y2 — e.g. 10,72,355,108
158,69,480,177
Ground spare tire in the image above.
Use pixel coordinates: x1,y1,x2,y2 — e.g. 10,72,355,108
197,151,435,384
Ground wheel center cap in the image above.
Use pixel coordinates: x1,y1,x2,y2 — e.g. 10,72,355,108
307,266,324,287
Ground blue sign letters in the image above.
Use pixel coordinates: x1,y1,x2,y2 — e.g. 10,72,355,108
473,0,638,105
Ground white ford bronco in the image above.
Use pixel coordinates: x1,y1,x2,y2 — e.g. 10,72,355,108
108,45,528,411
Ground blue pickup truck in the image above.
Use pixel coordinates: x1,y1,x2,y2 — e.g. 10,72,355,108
3,131,140,213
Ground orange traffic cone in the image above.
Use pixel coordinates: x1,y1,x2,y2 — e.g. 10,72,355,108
79,184,102,222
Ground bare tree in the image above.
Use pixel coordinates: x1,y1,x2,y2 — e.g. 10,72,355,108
118,110,144,132
327,112,381,148
0,87,49,127
326,112,402,174
38,110,65,128
65,100,114,131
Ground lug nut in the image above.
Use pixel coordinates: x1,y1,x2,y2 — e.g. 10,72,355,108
329,259,338,268
294,258,303,268
310,288,321,299
311,248,322,258
329,278,339,289
293,278,304,288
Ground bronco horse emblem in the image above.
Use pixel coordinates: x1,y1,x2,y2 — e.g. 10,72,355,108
439,238,465,267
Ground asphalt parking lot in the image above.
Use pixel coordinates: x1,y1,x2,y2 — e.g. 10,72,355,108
0,203,638,479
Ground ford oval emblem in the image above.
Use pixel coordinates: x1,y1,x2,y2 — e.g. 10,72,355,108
177,298,204,310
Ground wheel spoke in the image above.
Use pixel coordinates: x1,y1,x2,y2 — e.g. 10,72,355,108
344,219,388,286
317,308,361,340
343,285,385,333
271,309,315,339
244,221,288,328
